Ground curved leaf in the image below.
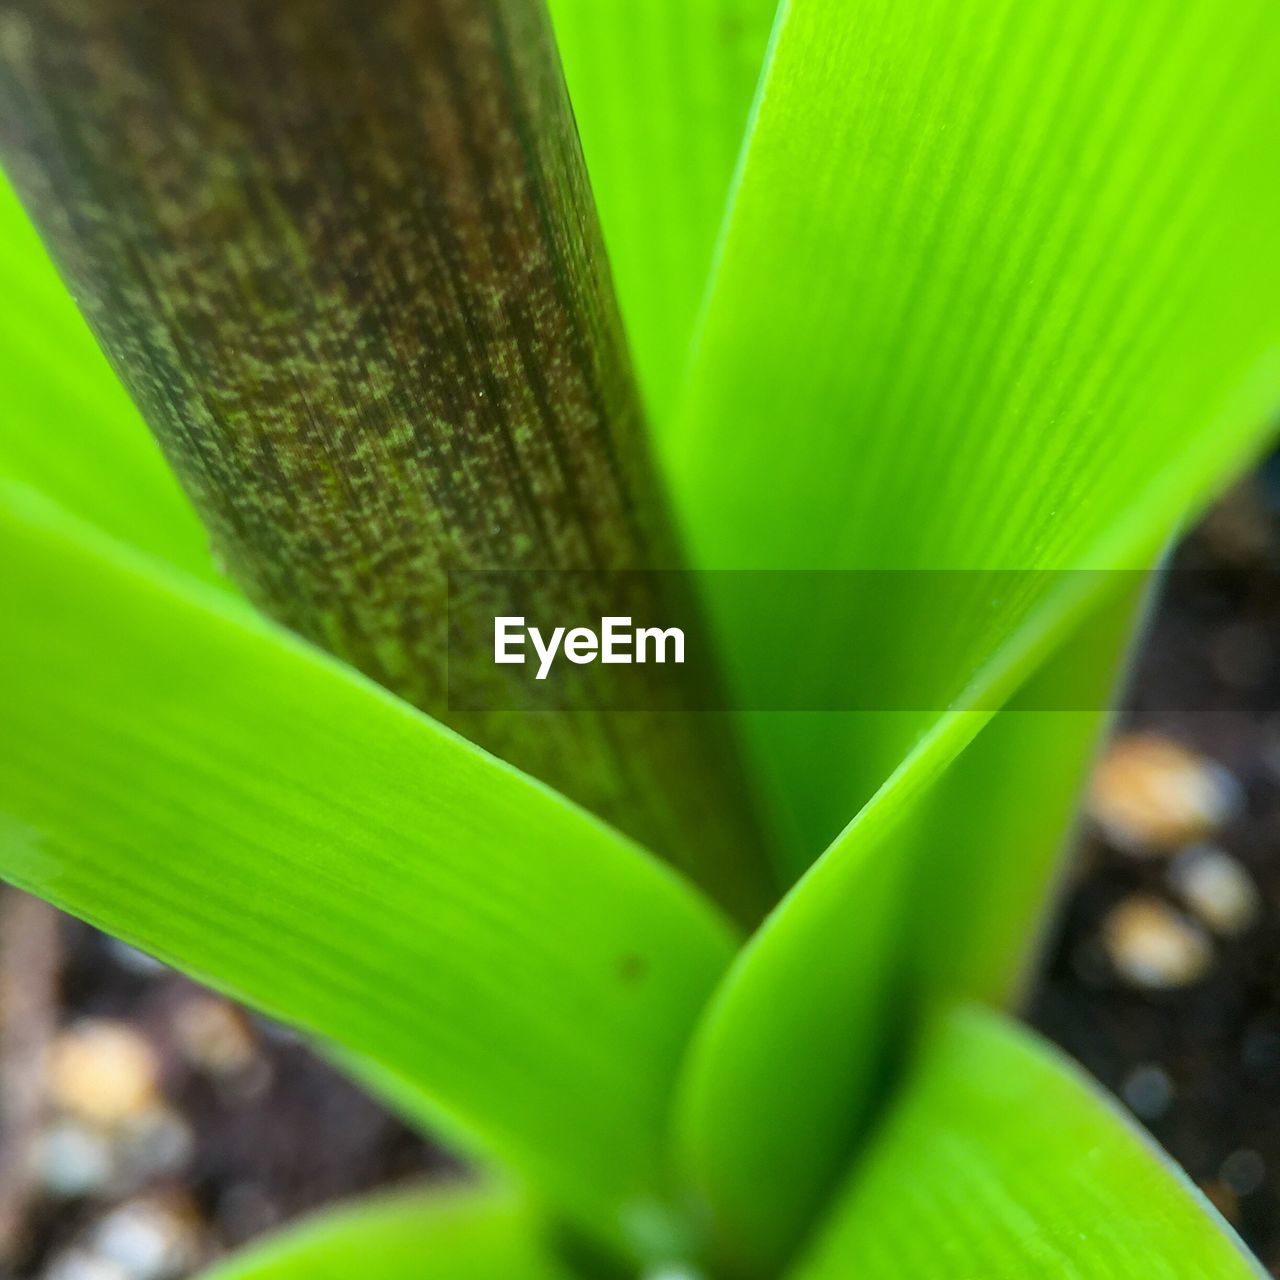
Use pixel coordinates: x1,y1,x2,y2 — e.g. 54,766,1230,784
671,0,1280,863
793,1005,1264,1279
670,0,1280,1267
0,174,216,585
197,1184,578,1280
0,482,736,1258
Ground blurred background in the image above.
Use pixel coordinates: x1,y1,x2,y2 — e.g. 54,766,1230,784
3,454,1280,1279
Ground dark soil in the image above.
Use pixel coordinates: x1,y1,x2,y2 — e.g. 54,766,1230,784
5,462,1280,1277
1029,458,1280,1273
2,923,455,1277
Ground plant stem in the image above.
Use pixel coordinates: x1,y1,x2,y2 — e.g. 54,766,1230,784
0,0,772,921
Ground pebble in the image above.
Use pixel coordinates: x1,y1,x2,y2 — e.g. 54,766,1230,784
1168,845,1261,935
1220,1149,1267,1198
114,1105,195,1188
172,997,255,1074
44,1249,130,1280
1088,734,1242,853
1120,1064,1174,1120
91,1195,203,1280
171,996,270,1103
35,1122,115,1198
1101,896,1213,989
48,1021,159,1126
216,1183,280,1242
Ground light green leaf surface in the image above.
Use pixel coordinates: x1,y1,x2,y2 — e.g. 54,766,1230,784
672,0,1280,1268
0,173,217,586
0,482,736,1256
548,0,777,426
793,1005,1264,1279
677,587,1142,1273
672,0,1280,861
905,576,1148,1006
197,1184,577,1280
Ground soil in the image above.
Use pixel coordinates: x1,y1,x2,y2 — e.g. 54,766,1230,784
1029,456,1280,1273
4,461,1280,1277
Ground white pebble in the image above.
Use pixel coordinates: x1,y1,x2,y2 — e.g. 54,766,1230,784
44,1249,129,1280
35,1122,115,1198
92,1198,201,1280
1168,845,1261,935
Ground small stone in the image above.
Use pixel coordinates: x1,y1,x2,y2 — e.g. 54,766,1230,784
1168,845,1261,936
35,1121,115,1197
114,1105,195,1188
1120,1064,1174,1120
44,1248,130,1280
216,1183,280,1243
48,1021,159,1126
1088,734,1242,853
1101,896,1213,989
172,997,258,1077
92,1195,203,1280
1220,1149,1266,1197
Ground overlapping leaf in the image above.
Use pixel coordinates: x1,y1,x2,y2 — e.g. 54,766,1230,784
197,1185,577,1280
0,482,736,1258
793,1005,1264,1279
670,0,1280,1269
548,0,778,426
0,175,217,585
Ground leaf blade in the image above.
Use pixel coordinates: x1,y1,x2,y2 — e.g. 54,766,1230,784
671,0,1280,861
195,1184,576,1280
0,482,735,1255
0,173,217,585
669,0,1280,1264
792,1005,1264,1279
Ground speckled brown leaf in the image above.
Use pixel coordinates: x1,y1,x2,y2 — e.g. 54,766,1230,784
0,0,771,920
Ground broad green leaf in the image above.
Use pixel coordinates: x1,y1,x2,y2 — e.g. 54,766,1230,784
0,482,736,1259
196,1184,577,1280
0,0,772,919
670,0,1280,863
676,580,1172,1272
548,0,778,425
671,0,1279,1267
793,1004,1263,1279
0,174,217,586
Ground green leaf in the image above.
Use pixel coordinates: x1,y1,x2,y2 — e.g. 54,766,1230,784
670,0,1280,863
548,0,778,425
903,576,1148,1005
670,0,1280,1267
196,1184,577,1280
792,1004,1264,1279
676,590,1142,1273
0,481,736,1258
0,173,217,586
